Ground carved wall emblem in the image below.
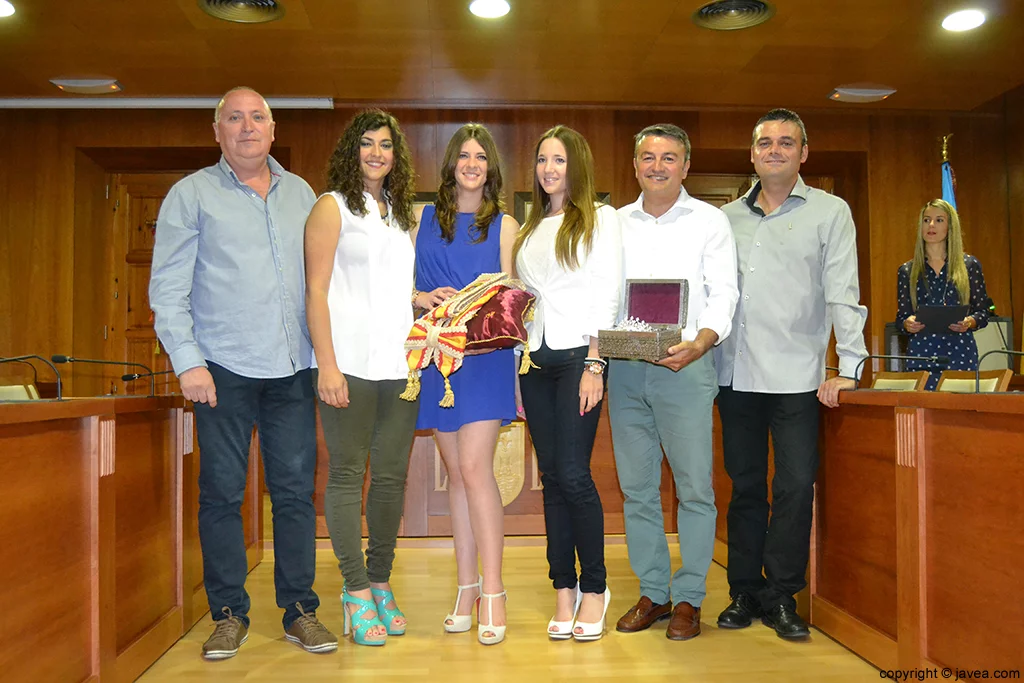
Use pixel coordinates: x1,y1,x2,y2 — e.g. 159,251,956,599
433,423,527,507
493,422,524,506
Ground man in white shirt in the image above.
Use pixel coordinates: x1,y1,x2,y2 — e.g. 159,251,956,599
715,108,868,640
610,124,738,641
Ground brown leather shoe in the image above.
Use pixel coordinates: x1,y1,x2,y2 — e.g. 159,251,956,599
666,602,701,641
615,596,672,633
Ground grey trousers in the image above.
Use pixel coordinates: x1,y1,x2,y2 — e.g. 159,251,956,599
608,353,718,607
315,371,418,591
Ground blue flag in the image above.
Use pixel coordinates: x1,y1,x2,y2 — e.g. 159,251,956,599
941,160,957,210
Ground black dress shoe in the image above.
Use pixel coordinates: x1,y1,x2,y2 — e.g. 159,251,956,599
717,593,763,629
761,605,810,640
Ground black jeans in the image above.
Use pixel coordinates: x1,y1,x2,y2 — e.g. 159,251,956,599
716,385,819,612
193,362,320,629
519,342,606,594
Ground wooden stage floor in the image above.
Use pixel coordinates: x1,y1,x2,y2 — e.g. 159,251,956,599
139,539,878,682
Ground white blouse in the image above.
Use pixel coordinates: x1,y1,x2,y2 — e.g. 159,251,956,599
311,191,414,381
515,203,623,351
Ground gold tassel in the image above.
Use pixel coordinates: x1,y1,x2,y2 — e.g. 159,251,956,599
439,377,455,407
519,347,539,375
399,372,421,402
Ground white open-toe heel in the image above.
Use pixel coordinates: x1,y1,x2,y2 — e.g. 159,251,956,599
572,587,611,642
547,587,582,640
478,591,507,645
443,575,481,633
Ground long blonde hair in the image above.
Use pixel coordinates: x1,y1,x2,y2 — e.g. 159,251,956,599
512,125,599,271
909,199,970,310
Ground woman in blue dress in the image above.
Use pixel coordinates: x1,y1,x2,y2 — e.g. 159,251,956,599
411,124,520,645
896,198,989,390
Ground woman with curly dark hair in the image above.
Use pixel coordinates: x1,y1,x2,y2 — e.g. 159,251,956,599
305,109,448,646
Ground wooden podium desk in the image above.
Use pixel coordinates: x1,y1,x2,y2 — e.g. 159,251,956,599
0,396,263,683
814,390,1023,671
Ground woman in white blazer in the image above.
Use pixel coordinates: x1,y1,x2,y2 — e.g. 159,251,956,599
513,125,622,642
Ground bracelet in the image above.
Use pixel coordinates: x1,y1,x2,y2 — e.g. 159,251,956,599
411,289,420,305
584,357,607,367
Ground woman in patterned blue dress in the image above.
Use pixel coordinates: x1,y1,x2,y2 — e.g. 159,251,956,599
410,124,520,645
896,199,989,390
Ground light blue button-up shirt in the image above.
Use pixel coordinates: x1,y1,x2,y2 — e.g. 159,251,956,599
150,155,315,379
716,176,868,392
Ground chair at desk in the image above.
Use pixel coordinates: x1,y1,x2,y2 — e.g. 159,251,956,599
936,369,1013,393
0,384,40,400
871,371,930,391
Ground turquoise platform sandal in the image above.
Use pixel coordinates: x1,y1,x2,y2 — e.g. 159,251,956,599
342,587,387,646
371,587,407,636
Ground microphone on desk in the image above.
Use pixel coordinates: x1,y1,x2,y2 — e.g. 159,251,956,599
854,354,950,388
122,370,175,381
975,349,1024,392
0,355,63,400
51,354,155,396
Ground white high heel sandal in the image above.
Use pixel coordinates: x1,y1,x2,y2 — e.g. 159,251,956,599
572,587,611,642
547,587,582,640
478,591,507,645
443,575,481,633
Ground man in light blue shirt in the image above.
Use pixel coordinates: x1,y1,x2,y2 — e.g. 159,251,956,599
150,87,336,659
715,108,868,640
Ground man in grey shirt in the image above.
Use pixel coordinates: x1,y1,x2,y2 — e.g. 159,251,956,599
715,108,868,640
150,87,336,659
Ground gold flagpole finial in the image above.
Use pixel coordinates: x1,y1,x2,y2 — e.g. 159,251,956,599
941,133,953,163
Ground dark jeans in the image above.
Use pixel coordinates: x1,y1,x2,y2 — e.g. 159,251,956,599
717,385,820,612
519,342,606,594
193,361,319,629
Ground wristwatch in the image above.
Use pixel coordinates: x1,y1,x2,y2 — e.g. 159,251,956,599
584,358,606,375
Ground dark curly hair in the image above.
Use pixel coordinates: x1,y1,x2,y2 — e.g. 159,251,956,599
325,109,416,231
434,123,506,243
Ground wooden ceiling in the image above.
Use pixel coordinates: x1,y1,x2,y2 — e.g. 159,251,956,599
0,0,1021,111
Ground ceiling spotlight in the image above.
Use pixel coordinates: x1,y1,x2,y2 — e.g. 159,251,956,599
50,78,123,95
469,0,510,19
827,84,897,103
942,9,986,31
0,1,15,17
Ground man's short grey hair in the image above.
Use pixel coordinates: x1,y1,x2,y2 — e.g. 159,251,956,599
214,87,273,124
752,108,808,147
633,124,691,162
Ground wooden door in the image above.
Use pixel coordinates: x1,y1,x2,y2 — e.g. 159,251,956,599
111,173,186,396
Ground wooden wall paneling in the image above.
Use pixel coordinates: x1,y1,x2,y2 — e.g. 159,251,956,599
181,408,206,629
922,409,1024,669
0,112,75,371
97,414,117,683
950,115,1012,324
1003,86,1024,363
0,413,99,682
895,407,925,669
113,405,183,681
815,404,898,639
244,427,264,571
71,151,116,398
866,115,951,364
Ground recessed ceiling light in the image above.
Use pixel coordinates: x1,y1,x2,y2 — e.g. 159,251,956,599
942,9,986,31
0,1,15,18
692,0,775,31
50,78,122,95
828,84,897,103
469,0,510,19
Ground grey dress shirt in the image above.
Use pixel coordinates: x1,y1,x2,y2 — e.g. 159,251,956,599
150,155,315,379
715,176,868,393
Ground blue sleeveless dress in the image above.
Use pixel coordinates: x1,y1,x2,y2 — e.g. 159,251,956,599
414,207,517,432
